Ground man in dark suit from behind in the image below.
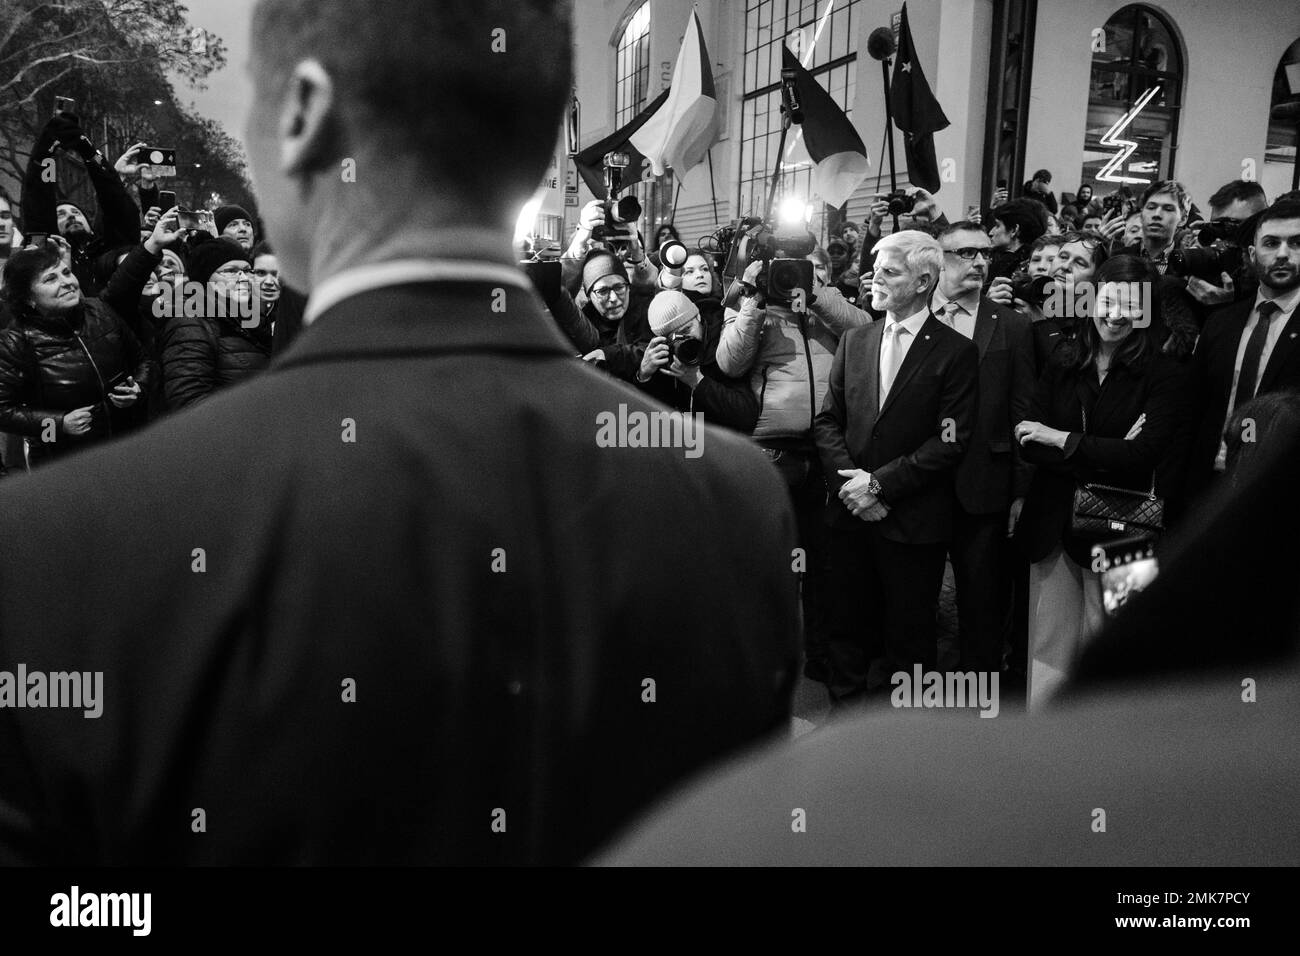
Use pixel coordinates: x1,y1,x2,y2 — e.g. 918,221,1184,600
932,222,1035,678
814,230,978,698
1185,200,1300,504
0,0,800,865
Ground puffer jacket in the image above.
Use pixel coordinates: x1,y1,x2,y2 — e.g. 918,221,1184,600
716,286,873,442
0,297,156,466
160,299,274,411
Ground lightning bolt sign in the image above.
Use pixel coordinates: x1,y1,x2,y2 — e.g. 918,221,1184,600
1095,85,1161,184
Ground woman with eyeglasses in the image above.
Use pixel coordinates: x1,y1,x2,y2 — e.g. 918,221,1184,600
549,248,654,383
160,236,273,410
0,214,174,468
1011,255,1193,710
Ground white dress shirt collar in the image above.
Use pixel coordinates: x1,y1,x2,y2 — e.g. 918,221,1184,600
886,304,932,335
1254,283,1300,321
304,259,533,326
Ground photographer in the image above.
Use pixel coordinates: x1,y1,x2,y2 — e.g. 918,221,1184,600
562,199,658,295
1178,180,1268,312
20,112,142,296
549,247,653,383
0,212,177,467
716,239,871,683
636,289,758,434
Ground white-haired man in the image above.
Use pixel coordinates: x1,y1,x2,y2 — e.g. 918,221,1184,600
814,230,979,699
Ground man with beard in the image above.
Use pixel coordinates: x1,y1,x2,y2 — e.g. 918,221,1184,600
932,222,1034,680
20,112,141,296
550,247,653,382
159,237,272,409
1186,200,1300,502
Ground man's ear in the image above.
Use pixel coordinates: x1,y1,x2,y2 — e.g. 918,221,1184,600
279,59,337,177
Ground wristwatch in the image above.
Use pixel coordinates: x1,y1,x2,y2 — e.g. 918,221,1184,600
866,475,882,496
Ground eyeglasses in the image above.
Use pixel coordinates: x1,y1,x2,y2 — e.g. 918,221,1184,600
215,265,253,277
945,247,991,261
590,282,629,299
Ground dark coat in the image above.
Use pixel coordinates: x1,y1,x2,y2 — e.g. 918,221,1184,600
0,280,800,865
160,294,274,411
814,312,979,543
0,249,158,465
1016,344,1192,566
637,294,759,435
953,298,1036,514
1185,296,1300,501
549,286,652,383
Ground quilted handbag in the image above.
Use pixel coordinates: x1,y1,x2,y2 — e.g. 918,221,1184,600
1070,405,1164,541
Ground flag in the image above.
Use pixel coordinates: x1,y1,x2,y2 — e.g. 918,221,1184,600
628,10,720,178
574,89,670,199
780,46,871,209
890,3,950,193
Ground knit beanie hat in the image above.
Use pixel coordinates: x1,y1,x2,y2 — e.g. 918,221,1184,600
648,290,699,337
581,249,625,296
186,237,251,287
214,204,253,236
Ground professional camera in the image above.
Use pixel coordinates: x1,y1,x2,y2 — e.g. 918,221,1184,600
725,220,816,308
886,190,916,217
665,331,704,366
1008,271,1055,308
590,151,642,243
1166,223,1245,284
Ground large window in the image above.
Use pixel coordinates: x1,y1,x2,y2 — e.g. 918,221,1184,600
738,0,861,234
615,3,652,128
1267,39,1300,194
1081,5,1183,195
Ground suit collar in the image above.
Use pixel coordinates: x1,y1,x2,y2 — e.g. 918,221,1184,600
273,281,574,371
972,297,1000,360
304,259,532,325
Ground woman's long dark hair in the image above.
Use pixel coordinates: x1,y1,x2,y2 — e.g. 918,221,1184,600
1059,254,1154,374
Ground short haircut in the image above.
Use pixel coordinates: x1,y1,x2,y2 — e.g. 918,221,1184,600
1139,180,1191,221
990,199,1049,246
1030,233,1066,253
1208,180,1266,214
1032,169,1052,183
251,0,573,210
2,244,64,315
936,220,987,242
1056,230,1109,272
1253,200,1300,243
872,229,944,293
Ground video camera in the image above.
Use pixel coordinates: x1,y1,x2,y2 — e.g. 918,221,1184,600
1167,220,1246,284
590,152,642,244
721,217,816,310
1007,270,1055,308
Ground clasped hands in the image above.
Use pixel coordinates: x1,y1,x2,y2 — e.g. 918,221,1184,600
837,468,889,522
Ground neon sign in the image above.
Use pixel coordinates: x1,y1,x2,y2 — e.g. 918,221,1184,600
1095,85,1161,184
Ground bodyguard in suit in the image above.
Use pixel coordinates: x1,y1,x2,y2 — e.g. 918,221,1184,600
932,223,1035,674
814,230,978,694
1186,200,1300,503
0,0,800,865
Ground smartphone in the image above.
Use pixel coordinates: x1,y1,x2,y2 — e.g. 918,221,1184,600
158,191,177,213
140,146,177,178
103,370,130,393
54,96,75,116
1098,534,1159,616
24,232,50,247
996,178,1007,189
176,208,202,232
197,210,218,237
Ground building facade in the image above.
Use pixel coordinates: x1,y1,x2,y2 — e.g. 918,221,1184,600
557,0,1300,246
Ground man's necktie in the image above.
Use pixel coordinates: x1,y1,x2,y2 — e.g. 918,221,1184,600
1232,300,1282,414
880,322,907,405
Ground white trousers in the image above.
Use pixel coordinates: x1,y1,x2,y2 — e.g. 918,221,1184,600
1027,546,1105,712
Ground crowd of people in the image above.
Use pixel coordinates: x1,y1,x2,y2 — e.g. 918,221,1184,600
537,174,1300,710
2,104,1298,715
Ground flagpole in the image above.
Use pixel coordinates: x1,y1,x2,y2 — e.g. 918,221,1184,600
672,180,683,222
706,148,719,230
881,55,901,233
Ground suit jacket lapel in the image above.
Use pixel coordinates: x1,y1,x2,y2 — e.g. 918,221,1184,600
973,299,998,361
1259,309,1300,393
864,320,883,421
879,313,942,420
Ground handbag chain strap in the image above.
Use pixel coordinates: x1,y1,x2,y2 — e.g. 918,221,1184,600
1080,403,1157,500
